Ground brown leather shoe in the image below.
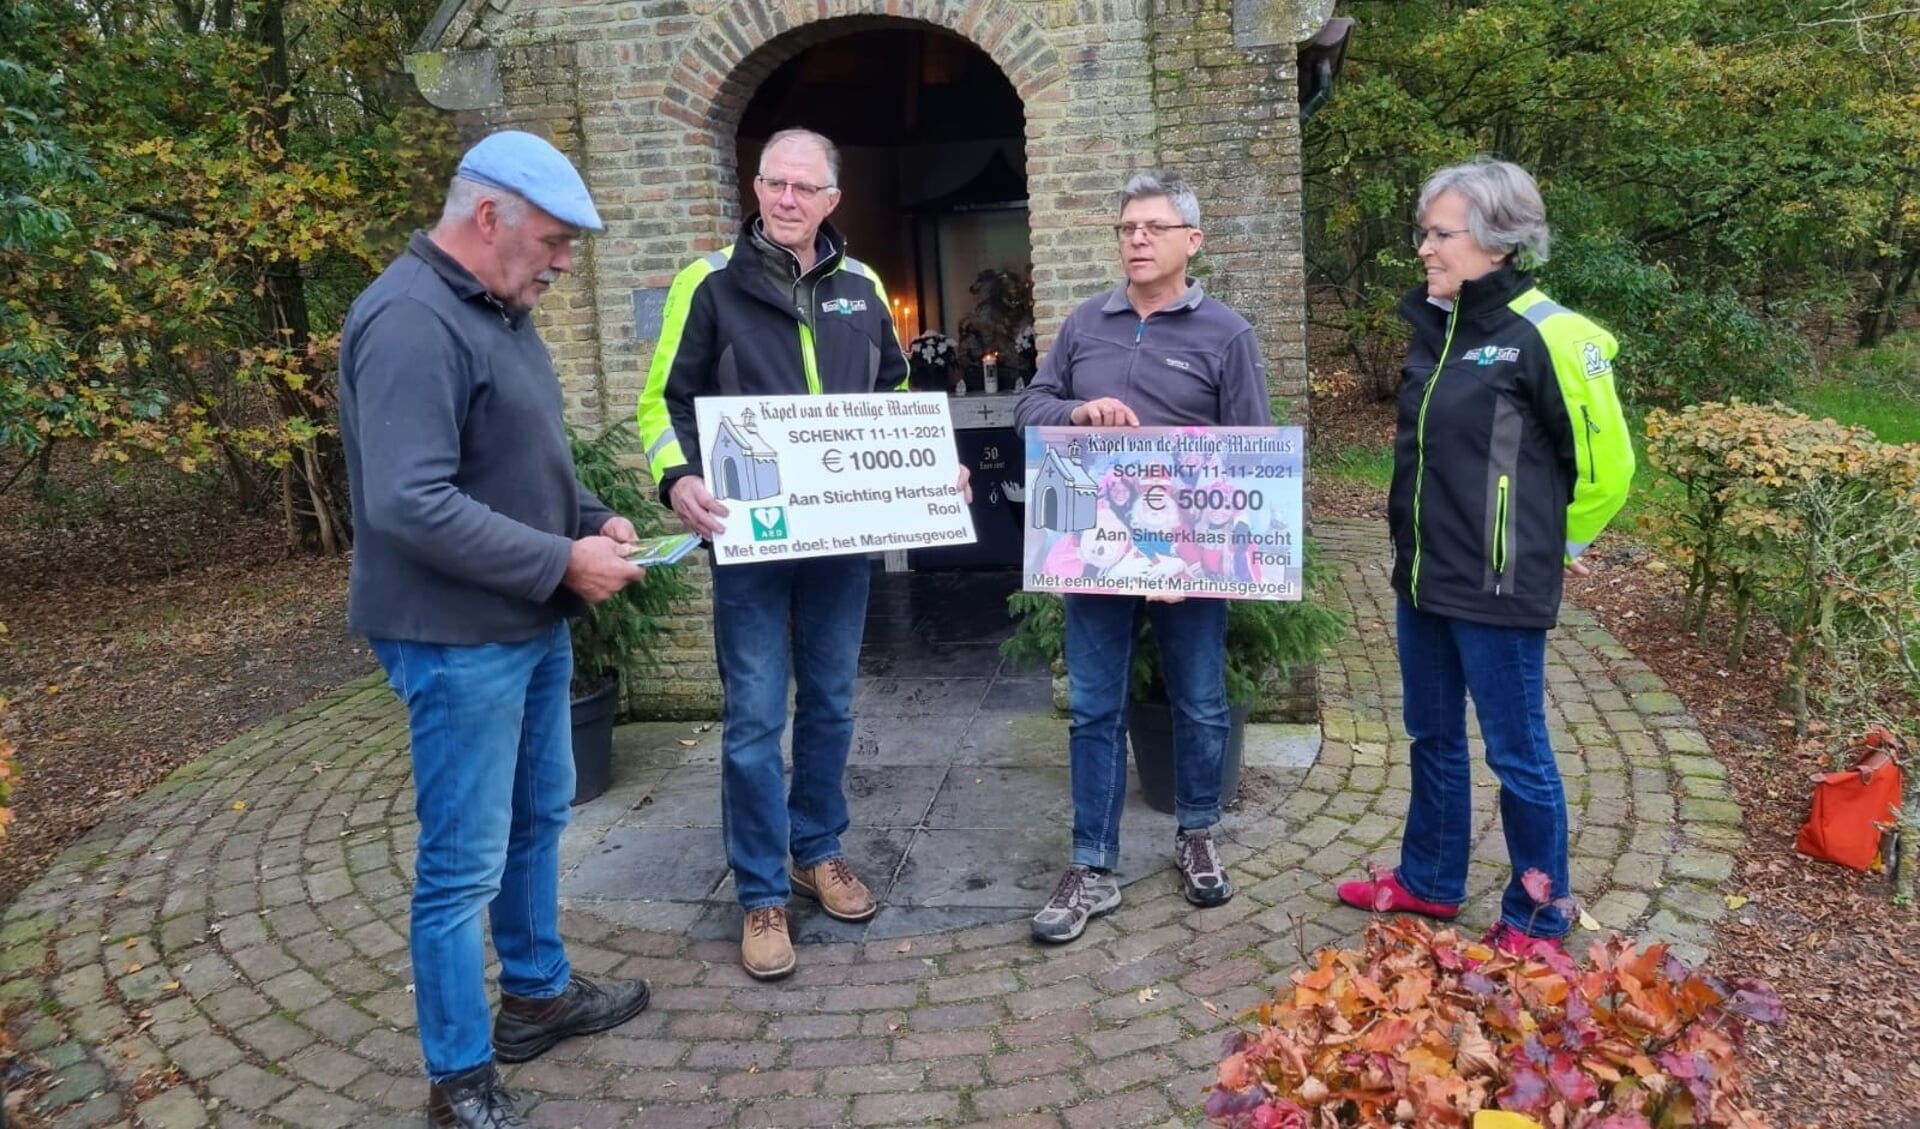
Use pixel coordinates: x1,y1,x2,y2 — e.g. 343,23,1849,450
791,857,879,922
427,1063,530,1128
492,973,651,1064
741,906,796,980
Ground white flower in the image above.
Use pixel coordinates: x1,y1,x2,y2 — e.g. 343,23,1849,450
909,332,955,367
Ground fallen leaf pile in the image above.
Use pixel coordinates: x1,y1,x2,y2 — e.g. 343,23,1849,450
1206,916,1782,1128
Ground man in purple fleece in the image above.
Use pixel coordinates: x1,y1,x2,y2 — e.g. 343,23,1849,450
1015,169,1271,944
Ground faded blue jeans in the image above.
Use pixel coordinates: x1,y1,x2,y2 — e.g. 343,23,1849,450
712,554,871,910
369,621,575,1080
1395,599,1571,937
1064,594,1229,870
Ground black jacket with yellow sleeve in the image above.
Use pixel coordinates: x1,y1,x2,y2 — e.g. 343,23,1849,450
636,217,908,503
1388,265,1634,629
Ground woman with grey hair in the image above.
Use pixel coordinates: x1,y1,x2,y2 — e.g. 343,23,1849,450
1335,158,1635,959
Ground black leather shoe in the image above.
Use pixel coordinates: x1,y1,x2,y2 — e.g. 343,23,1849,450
426,1063,529,1129
492,973,652,1063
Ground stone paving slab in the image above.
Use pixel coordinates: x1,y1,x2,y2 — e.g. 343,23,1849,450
1,520,1742,1127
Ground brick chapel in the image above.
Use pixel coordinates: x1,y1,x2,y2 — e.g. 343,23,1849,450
407,0,1345,718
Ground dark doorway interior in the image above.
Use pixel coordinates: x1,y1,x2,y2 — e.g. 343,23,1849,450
735,27,1031,350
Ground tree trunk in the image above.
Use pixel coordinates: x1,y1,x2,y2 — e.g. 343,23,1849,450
1893,771,1916,907
249,0,350,553
1691,565,1720,640
1855,196,1915,349
1779,635,1812,737
1727,587,1753,668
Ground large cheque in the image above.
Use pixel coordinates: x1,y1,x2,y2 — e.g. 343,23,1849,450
1021,426,1304,600
696,393,976,565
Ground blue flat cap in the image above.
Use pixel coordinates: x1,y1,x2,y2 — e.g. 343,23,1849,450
456,130,603,232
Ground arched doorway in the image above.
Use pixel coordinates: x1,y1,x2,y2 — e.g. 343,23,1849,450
732,23,1034,574
734,25,1032,394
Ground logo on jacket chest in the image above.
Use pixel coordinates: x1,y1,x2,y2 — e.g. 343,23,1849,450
821,298,868,315
1581,341,1612,378
1465,345,1521,365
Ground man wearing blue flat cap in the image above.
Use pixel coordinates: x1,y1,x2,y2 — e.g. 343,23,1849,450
338,129,652,1129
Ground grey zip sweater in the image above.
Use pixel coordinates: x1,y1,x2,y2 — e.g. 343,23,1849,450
1015,281,1270,430
339,232,613,645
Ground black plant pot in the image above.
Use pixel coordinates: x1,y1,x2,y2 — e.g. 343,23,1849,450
568,678,619,806
1127,700,1249,815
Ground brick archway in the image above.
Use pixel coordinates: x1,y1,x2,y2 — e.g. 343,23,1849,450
659,2,1069,244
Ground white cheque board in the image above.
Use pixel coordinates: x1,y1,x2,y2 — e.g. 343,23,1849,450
695,392,976,564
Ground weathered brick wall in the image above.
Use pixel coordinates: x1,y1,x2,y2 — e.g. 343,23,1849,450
426,0,1322,721
1149,0,1317,722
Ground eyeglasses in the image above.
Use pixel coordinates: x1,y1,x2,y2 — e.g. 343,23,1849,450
756,175,836,201
1113,222,1195,239
1414,225,1470,249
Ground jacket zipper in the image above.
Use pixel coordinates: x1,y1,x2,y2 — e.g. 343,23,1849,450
788,260,830,396
1410,304,1460,607
798,323,821,394
1582,404,1599,484
1492,473,1510,594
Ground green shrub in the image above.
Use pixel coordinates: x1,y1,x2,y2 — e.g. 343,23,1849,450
1641,400,1920,733
1541,215,1808,409
567,421,693,712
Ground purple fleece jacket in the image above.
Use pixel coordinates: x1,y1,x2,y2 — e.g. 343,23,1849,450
1015,281,1271,430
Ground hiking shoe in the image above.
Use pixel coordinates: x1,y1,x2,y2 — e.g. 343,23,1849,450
1335,870,1461,920
791,857,879,922
1483,922,1568,962
1031,865,1121,943
427,1063,530,1129
741,906,797,980
1175,827,1234,907
492,974,651,1063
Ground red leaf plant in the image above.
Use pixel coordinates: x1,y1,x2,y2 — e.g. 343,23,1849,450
1204,916,1782,1129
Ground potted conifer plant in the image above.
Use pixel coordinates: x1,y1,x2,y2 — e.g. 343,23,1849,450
567,421,692,804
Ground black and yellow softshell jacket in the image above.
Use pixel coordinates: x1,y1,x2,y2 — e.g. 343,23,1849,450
636,217,908,503
1388,265,1634,629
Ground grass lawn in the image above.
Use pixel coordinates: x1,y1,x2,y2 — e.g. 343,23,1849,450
1797,330,1920,445
1313,443,1393,490
1796,380,1920,445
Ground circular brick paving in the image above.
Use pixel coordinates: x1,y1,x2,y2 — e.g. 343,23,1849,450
1,520,1742,1128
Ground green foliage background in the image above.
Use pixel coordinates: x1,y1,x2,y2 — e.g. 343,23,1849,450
0,0,453,546
1310,0,1920,406
5,0,1918,542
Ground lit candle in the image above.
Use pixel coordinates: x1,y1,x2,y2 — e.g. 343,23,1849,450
983,351,999,394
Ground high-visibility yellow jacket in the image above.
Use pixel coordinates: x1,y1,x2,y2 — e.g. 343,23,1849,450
636,217,907,503
1388,265,1634,628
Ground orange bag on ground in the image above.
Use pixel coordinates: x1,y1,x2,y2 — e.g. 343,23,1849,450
1795,727,1904,871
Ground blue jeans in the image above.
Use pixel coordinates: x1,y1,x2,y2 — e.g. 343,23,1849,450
712,555,871,910
1395,599,1570,937
1064,594,1229,869
370,622,575,1080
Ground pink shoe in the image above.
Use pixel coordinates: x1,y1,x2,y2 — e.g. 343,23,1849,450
1483,922,1566,961
1335,870,1461,920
